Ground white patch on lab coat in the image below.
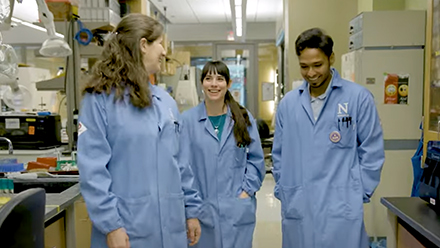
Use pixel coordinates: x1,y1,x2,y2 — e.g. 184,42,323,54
78,122,88,136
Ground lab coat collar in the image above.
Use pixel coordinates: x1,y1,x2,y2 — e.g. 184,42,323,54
196,101,232,122
122,83,161,104
298,68,342,125
298,67,342,94
149,84,162,100
197,101,234,146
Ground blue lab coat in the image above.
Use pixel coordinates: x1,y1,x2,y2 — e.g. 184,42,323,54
181,103,265,248
272,69,385,248
77,85,201,248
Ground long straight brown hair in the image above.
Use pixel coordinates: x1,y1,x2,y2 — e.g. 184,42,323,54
83,13,163,109
201,61,252,147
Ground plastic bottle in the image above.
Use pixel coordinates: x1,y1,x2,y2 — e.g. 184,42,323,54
56,67,64,77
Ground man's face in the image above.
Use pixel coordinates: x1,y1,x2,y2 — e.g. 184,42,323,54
298,48,334,89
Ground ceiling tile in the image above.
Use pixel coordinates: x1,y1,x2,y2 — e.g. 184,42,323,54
150,0,280,24
255,0,281,22
188,0,230,23
151,0,198,23
246,0,258,22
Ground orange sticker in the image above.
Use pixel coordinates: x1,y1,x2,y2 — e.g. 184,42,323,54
28,126,35,135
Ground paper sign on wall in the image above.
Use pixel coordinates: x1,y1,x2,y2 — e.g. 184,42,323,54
262,82,275,101
384,73,409,105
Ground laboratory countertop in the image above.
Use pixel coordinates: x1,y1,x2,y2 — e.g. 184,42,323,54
0,147,65,155
45,182,81,222
381,197,440,247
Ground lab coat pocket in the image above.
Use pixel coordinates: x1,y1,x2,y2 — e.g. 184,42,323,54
280,185,304,220
327,186,363,220
117,195,154,239
160,119,180,156
233,197,256,226
234,147,247,167
166,192,187,234
330,121,355,148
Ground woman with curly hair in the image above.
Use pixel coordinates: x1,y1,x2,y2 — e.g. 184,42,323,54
77,13,201,248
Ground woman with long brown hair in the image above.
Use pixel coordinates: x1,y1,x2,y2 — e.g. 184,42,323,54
77,14,201,248
180,61,265,248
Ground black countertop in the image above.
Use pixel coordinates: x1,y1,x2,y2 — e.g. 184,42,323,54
381,197,440,247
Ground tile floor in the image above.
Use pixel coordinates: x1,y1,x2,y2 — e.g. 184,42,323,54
253,174,282,248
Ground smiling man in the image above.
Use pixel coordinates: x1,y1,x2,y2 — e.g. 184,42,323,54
272,28,385,248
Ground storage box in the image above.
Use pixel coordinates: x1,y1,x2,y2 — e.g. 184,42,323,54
45,0,79,21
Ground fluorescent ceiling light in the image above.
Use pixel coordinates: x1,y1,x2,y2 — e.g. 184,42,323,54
235,5,242,18
235,0,242,5
236,27,242,37
11,17,64,39
235,18,242,29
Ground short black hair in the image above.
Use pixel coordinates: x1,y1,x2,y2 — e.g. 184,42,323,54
295,28,334,58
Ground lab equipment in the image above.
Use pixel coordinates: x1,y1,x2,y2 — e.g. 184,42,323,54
0,157,23,172
0,0,72,57
0,113,62,150
0,136,12,154
174,67,201,112
0,0,71,113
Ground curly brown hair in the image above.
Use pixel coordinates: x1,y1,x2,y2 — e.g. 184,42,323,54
83,13,163,108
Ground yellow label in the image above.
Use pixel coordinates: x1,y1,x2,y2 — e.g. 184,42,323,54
26,118,36,122
0,197,11,205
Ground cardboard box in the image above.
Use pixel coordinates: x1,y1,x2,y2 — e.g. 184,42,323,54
44,217,66,248
46,1,78,21
75,199,92,248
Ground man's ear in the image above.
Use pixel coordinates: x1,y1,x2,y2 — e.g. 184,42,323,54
329,52,335,66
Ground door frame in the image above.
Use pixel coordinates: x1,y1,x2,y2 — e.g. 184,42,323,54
213,43,259,117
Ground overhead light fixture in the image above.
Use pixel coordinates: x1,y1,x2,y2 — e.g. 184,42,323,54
231,0,246,40
235,17,242,37
235,5,242,18
236,27,242,37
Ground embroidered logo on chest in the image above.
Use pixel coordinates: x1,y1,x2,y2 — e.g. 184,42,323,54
337,102,349,117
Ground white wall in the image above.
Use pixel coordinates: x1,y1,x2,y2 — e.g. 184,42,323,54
167,22,276,42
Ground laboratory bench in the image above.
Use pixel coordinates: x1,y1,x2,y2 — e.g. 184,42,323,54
0,147,90,247
0,147,65,164
381,197,440,248
4,177,90,248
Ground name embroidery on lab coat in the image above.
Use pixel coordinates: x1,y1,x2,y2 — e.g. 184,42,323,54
332,102,350,143
337,102,349,117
